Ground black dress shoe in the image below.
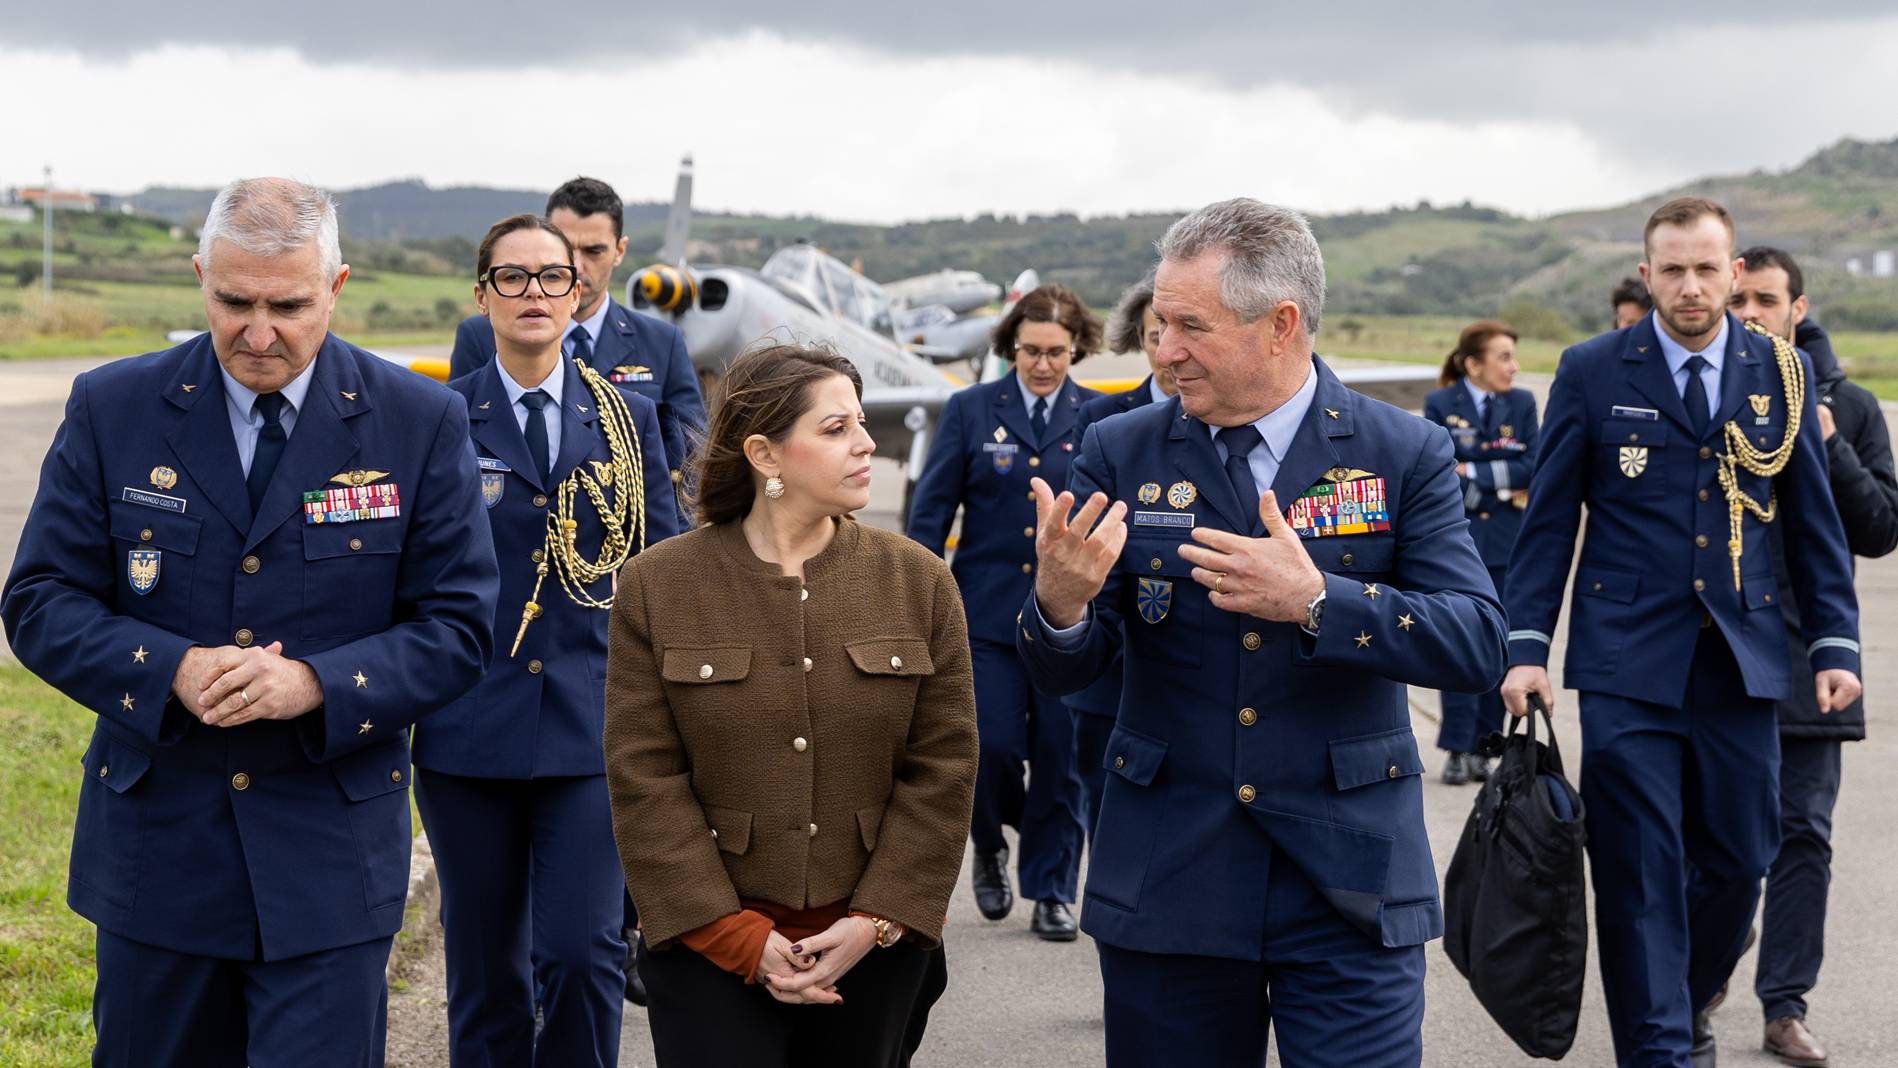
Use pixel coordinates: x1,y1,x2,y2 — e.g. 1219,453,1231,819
1465,753,1490,782
1692,1008,1716,1067
972,845,1013,921
623,929,649,1006
1030,900,1078,942
1441,753,1470,785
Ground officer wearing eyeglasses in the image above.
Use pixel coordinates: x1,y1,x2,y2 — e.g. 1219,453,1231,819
907,284,1102,945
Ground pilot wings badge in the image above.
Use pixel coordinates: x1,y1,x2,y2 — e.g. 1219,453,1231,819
127,550,161,595
330,469,391,488
1136,578,1172,624
1619,446,1648,478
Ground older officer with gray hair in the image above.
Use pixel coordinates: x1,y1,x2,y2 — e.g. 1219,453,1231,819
1018,198,1505,1067
2,177,499,1067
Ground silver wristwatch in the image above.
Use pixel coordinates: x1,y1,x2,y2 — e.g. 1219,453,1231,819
1303,589,1327,635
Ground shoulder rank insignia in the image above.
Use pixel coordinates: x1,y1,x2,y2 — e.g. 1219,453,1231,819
480,471,505,508
1137,482,1162,505
330,469,391,488
1618,446,1648,478
127,550,161,595
1166,481,1197,509
1136,578,1172,624
1749,394,1771,418
149,465,178,490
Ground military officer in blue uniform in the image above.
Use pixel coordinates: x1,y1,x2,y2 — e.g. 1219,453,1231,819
907,283,1102,941
1501,198,1861,1068
0,178,499,1067
1422,319,1538,784
1065,271,1174,843
416,215,678,1066
1020,199,1506,1067
449,176,704,515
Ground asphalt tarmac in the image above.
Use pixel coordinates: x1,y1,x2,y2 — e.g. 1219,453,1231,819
4,353,1893,1065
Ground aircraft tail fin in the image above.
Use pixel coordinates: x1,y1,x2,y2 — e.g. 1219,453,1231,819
1003,268,1039,312
660,154,694,267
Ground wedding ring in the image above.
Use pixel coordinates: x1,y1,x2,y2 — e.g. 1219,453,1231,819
1215,574,1225,594
241,688,253,707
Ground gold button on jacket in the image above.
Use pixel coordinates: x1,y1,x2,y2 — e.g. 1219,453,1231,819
604,520,978,952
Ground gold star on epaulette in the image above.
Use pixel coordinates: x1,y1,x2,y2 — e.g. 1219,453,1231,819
1398,614,1415,631
1354,631,1373,649
353,670,368,688
340,390,357,401
357,720,374,734
1362,583,1380,600
132,645,148,664
121,693,134,711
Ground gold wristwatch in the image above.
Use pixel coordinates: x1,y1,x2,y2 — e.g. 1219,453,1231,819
866,915,903,948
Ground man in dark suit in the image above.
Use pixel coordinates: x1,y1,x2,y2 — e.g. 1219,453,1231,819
1502,200,1861,1067
1020,199,1506,1066
449,177,704,507
1,177,499,1067
1729,247,1897,1066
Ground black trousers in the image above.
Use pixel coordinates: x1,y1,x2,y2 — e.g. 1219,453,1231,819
1755,736,1844,1022
641,939,948,1068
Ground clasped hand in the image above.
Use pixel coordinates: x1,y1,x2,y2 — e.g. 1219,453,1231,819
171,641,324,727
758,916,882,1005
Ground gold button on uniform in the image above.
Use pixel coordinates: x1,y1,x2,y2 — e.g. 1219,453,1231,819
1238,707,1258,726
710,828,719,839
1693,578,1706,592
1021,563,1032,574
1695,535,1709,548
1341,552,1356,566
532,494,549,508
241,555,261,574
1387,765,1400,779
1699,488,1710,501
390,769,403,783
231,772,251,791
1028,456,1041,468
1026,491,1035,500
808,823,819,838
1242,632,1261,651
349,538,362,551
698,664,714,679
802,657,813,672
1114,755,1125,769
1593,582,1603,592
1149,558,1163,571
531,549,545,564
1237,785,1257,803
1699,446,1713,460
793,737,808,752
139,528,153,542
1478,511,1490,520
527,659,543,674
234,628,254,647
99,765,109,778
1023,526,1034,538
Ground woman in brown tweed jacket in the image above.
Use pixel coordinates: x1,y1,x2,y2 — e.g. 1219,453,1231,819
604,343,978,1067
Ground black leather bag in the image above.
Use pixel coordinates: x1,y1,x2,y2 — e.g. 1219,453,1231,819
1443,696,1589,1059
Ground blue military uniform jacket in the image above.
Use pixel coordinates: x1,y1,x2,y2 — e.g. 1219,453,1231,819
416,358,679,779
1503,313,1860,707
449,300,705,491
907,372,1099,644
1018,358,1506,959
1,333,499,961
1064,377,1161,717
1423,384,1539,567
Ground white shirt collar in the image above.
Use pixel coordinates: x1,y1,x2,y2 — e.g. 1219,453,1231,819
219,351,319,423
1209,358,1318,463
565,297,611,347
498,359,564,409
1653,310,1729,377
1020,375,1064,418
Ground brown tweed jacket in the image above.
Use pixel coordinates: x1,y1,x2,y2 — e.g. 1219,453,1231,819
604,518,978,949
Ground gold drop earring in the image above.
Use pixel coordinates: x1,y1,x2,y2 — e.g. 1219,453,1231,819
764,476,785,499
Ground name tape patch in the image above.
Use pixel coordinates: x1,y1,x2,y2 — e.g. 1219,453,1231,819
121,487,187,514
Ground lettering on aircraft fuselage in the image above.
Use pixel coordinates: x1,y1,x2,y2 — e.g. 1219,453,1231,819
870,361,918,389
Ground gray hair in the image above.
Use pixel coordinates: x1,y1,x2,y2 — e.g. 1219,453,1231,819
1157,198,1325,336
1106,268,1156,354
197,177,341,280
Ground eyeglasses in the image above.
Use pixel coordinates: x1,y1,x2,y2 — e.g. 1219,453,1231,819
1013,344,1073,364
481,265,578,298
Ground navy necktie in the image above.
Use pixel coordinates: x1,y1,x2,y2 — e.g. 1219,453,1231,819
1030,396,1048,447
1683,355,1711,437
565,327,593,369
1216,424,1265,535
1479,393,1500,434
520,389,553,483
246,392,286,513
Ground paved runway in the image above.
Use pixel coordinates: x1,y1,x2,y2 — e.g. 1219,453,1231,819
3,353,1894,1065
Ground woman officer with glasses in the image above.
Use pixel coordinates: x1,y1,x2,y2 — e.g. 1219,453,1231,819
413,214,679,1067
907,284,1102,944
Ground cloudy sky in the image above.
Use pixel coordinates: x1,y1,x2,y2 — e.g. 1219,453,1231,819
5,3,1896,223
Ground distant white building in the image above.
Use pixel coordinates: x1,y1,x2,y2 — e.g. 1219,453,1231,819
0,205,32,224
1874,250,1896,278
1846,257,1864,276
16,187,99,213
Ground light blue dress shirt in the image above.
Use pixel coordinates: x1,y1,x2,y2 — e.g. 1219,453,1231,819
563,296,610,353
498,359,566,461
1652,310,1727,414
1462,377,1491,423
1148,377,1170,405
218,355,318,476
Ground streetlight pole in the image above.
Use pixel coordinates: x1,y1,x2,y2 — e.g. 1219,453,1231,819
41,164,53,298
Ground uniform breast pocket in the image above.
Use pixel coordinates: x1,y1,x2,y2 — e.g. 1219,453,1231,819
1118,537,1201,667
301,522,405,640
108,503,201,625
1304,534,1396,578
1596,418,1668,499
